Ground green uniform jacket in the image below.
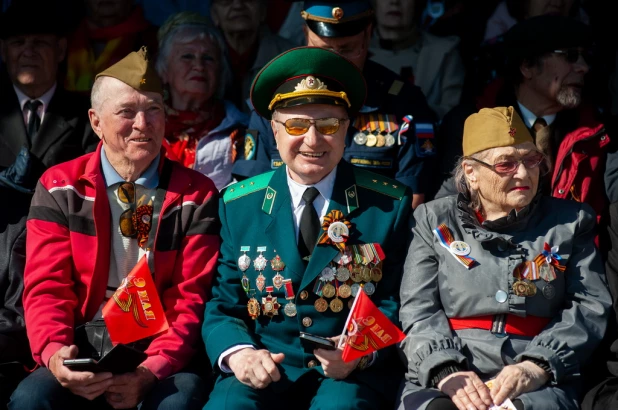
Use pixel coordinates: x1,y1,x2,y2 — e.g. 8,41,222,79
203,160,413,396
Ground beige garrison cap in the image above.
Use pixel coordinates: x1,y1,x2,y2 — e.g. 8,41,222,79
95,46,163,95
463,106,533,156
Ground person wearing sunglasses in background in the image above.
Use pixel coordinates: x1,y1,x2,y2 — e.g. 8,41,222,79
433,15,611,233
202,46,413,409
397,106,611,410
233,0,437,210
9,47,220,410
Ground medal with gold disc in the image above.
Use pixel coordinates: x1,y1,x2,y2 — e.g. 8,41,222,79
317,210,353,252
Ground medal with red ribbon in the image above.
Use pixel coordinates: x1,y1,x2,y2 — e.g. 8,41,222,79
318,210,353,252
534,242,565,274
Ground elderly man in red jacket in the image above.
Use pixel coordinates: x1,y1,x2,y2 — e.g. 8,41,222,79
8,47,220,410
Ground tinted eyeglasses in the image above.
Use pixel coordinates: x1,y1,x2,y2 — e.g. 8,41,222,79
552,49,590,64
323,45,365,59
118,182,137,237
466,153,546,175
273,117,349,136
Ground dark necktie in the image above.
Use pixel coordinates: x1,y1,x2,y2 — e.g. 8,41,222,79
298,187,320,259
25,100,43,144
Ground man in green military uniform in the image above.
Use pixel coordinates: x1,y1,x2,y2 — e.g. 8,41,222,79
202,46,412,409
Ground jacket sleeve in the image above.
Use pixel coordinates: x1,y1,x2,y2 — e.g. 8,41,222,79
202,196,261,370
515,204,612,384
141,183,221,380
24,182,79,366
399,204,468,387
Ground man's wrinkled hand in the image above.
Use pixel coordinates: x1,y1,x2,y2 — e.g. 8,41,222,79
490,361,550,406
104,365,157,409
437,371,493,410
313,335,358,380
227,348,285,389
49,345,114,401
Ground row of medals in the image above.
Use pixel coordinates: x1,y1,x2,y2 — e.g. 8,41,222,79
353,114,398,147
512,261,557,300
353,131,396,148
238,248,383,319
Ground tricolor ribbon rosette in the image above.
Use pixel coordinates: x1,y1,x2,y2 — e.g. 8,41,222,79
534,242,566,272
318,210,353,252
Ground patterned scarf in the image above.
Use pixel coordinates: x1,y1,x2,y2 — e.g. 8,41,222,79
64,6,151,92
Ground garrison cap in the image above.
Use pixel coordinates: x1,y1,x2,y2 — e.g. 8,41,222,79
302,0,373,38
95,46,163,95
0,0,68,39
503,15,592,60
463,106,533,157
250,46,366,120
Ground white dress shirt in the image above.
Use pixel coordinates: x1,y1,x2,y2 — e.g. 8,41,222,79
517,101,557,129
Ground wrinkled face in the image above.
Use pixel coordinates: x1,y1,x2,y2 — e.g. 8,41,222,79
465,143,541,213
271,104,348,185
305,25,370,70
211,0,264,34
375,0,416,30
89,78,165,170
0,34,66,94
526,0,573,18
163,34,220,105
523,50,589,110
86,0,133,25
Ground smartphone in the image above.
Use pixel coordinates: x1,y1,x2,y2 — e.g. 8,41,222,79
299,332,337,350
97,344,147,374
63,358,102,373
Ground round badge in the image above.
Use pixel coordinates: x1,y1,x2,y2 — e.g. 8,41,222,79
449,241,471,256
327,222,349,243
376,135,386,147
542,283,556,299
284,302,297,317
354,132,368,145
365,134,377,147
361,266,372,282
526,281,537,297
141,214,151,224
322,283,336,298
336,267,350,282
247,298,260,319
253,255,267,271
351,283,361,297
338,284,352,299
495,290,508,303
350,265,363,282
305,75,317,89
512,281,529,297
314,298,328,313
385,134,396,147
370,267,383,282
320,266,336,281
330,298,344,313
238,254,251,272
364,282,376,295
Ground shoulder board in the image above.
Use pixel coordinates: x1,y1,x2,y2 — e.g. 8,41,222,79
353,167,406,200
223,171,274,203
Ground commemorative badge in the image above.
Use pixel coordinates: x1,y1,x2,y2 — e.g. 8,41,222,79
282,279,297,317
533,242,565,300
271,255,285,290
317,210,353,252
262,286,280,318
238,246,251,271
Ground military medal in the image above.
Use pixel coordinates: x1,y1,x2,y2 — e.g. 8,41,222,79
376,134,386,147
320,266,336,282
353,132,368,145
282,279,297,317
350,265,363,282
322,283,336,298
365,134,377,147
336,266,350,282
449,241,471,256
262,286,280,318
364,282,376,296
360,266,372,283
353,116,369,145
370,266,383,282
385,134,396,147
330,297,344,313
384,114,397,147
254,246,267,292
338,283,352,298
333,248,353,265
238,246,251,271
512,280,529,297
314,297,328,313
271,255,286,290
327,221,349,243
351,283,361,297
247,292,260,320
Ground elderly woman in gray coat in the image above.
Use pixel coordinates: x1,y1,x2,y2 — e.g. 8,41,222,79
398,107,611,410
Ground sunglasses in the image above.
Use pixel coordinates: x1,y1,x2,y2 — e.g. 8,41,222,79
466,154,546,175
273,117,349,136
552,49,590,64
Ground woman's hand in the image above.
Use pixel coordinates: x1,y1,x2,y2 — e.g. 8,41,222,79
437,371,494,410
490,361,550,406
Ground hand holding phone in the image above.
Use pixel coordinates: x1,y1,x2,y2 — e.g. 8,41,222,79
63,344,147,374
299,332,337,350
63,358,102,373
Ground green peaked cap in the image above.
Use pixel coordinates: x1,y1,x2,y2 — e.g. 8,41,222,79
250,46,366,120
95,46,163,95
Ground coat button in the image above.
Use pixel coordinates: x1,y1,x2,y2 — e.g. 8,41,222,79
558,189,565,194
308,359,319,368
302,317,313,327
299,290,309,300
495,290,508,303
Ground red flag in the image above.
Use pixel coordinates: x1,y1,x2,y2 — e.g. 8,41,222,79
339,289,406,362
103,255,169,345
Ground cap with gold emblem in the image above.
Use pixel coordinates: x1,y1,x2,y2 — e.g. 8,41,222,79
250,46,366,120
94,46,163,95
301,0,373,38
462,106,533,157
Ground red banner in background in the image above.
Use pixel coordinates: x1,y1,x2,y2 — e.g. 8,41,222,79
340,289,406,363
103,255,169,345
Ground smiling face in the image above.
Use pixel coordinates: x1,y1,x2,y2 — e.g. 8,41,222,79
89,77,165,175
162,32,220,107
0,34,66,98
271,104,348,185
465,142,541,215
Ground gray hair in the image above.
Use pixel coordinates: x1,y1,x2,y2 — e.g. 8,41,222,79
90,76,108,112
453,152,486,212
156,16,231,99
